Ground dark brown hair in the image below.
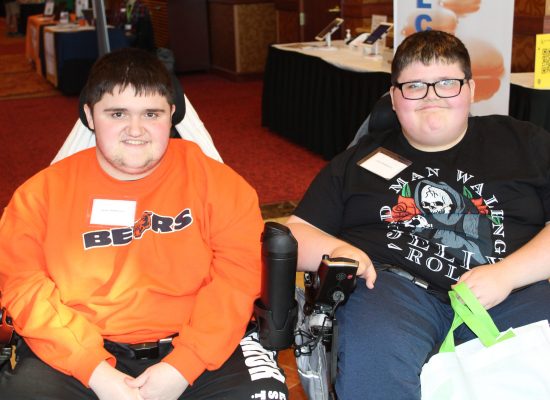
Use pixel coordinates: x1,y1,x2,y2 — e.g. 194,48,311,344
82,47,175,108
391,30,472,85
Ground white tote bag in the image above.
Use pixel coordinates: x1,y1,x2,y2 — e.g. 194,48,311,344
421,283,550,400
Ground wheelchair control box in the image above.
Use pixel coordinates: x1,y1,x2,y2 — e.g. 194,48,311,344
304,255,358,315
0,306,15,362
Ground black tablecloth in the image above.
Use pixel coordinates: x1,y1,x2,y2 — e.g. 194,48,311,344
509,83,550,132
262,46,391,160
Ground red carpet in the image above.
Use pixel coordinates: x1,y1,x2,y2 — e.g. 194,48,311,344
180,73,327,206
0,19,60,99
0,19,25,55
1,95,79,210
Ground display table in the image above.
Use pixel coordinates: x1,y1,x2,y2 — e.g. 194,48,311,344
25,14,58,77
262,42,392,159
44,25,128,95
509,72,550,132
263,43,550,160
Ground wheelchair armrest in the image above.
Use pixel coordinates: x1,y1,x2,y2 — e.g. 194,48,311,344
0,306,15,363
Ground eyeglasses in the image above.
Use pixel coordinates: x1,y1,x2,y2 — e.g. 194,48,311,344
394,78,468,100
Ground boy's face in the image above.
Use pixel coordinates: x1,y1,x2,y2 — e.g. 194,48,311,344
84,85,175,180
390,60,475,152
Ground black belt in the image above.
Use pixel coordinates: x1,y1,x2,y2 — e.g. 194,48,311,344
375,263,450,304
104,335,176,360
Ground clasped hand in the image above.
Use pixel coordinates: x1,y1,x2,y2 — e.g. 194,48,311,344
90,361,188,400
126,362,188,400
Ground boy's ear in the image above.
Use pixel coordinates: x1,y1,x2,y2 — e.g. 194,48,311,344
389,86,397,111
468,78,476,103
83,104,95,131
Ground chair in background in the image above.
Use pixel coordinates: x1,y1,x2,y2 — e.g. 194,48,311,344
347,92,400,148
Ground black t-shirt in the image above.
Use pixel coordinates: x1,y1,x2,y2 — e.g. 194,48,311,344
295,115,550,290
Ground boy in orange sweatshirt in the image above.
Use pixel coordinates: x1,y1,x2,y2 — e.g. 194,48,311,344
0,48,288,400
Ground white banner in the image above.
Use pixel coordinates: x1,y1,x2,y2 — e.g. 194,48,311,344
393,0,514,116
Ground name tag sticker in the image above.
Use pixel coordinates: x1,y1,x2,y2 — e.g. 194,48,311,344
357,147,412,180
90,199,137,227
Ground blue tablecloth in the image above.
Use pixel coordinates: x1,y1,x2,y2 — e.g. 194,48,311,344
54,27,129,95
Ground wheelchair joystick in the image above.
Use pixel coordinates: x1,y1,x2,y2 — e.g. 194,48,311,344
294,255,359,399
303,255,358,342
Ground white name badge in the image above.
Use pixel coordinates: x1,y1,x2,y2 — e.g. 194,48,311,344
90,199,137,227
357,147,411,180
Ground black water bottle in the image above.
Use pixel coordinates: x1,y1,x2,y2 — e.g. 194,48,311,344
254,221,298,350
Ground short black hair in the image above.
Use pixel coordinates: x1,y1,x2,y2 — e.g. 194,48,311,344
391,30,472,85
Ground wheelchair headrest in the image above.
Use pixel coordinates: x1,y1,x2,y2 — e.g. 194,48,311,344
367,93,400,133
78,74,186,130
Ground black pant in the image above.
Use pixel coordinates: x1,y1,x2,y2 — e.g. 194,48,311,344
0,333,289,399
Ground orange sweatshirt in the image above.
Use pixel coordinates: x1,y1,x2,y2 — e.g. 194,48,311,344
0,139,263,386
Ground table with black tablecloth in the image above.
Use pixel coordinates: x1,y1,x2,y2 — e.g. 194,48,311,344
262,43,392,160
262,45,550,160
508,72,550,132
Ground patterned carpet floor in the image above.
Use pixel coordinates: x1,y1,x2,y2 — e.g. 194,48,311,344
0,60,60,99
0,31,60,100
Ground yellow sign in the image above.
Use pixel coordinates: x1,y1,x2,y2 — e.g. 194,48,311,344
534,33,550,89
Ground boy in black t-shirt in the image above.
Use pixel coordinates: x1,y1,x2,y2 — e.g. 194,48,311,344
286,30,550,400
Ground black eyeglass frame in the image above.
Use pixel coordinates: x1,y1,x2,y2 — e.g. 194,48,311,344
394,78,469,100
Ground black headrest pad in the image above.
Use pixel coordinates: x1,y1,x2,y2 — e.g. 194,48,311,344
79,75,186,129
367,93,400,133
